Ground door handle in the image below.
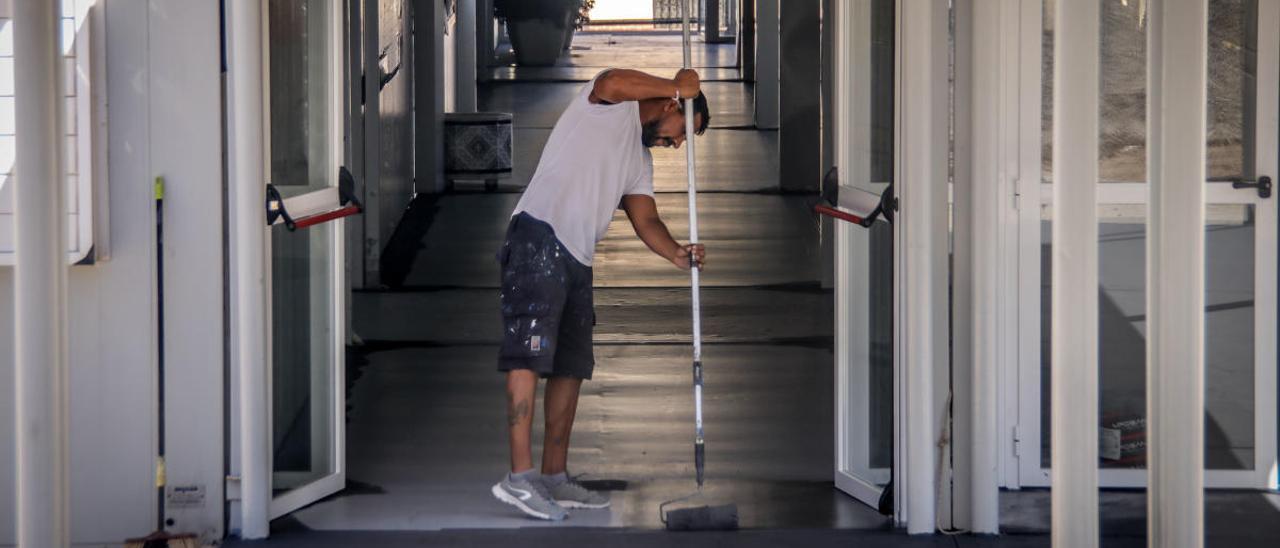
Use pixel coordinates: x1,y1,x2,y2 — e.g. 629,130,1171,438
1232,175,1271,198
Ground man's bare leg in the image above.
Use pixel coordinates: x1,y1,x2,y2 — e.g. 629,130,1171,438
507,370,538,473
541,376,583,475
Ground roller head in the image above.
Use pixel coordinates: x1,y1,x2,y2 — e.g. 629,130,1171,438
664,504,739,531
695,441,705,487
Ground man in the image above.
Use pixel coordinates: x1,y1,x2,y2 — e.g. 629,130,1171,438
490,68,710,521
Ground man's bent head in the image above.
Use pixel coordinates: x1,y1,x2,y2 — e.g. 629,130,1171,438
642,93,711,148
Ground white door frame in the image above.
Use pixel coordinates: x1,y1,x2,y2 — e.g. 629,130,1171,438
834,1,951,533
227,1,348,537
833,0,891,507
264,0,348,520
1010,1,1279,492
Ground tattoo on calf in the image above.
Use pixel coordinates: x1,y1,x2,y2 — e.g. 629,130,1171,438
508,398,531,426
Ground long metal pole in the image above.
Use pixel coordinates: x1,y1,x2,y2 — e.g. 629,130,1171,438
680,0,706,488
14,0,69,546
226,0,271,538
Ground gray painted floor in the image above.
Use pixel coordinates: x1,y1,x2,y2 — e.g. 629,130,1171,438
497,127,777,192
355,286,832,345
400,193,819,288
475,33,772,192
491,64,743,83
289,343,864,531
493,32,739,72
227,525,1079,548
481,81,756,129
481,81,757,129
999,489,1280,547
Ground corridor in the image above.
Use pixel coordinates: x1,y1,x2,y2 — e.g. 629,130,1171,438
284,32,882,531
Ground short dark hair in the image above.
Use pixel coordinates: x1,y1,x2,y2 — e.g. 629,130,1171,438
679,92,711,135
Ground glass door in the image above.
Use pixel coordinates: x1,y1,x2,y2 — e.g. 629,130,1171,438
265,0,347,518
1019,0,1277,490
833,0,895,508
1201,0,1276,488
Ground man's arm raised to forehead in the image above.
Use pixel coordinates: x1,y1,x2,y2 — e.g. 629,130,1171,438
590,68,701,105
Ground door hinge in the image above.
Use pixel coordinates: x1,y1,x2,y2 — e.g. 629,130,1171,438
1012,178,1022,210
226,475,242,501
1012,425,1022,458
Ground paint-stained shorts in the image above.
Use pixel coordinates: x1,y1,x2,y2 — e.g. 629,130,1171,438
496,212,596,379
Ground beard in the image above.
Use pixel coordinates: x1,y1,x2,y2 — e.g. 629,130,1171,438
641,119,662,148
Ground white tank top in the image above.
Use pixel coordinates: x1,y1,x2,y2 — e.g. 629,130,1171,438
512,71,655,266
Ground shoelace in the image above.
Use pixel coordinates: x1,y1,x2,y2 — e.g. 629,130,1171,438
529,479,557,501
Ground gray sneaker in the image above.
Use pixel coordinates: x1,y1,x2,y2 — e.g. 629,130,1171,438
492,474,568,521
545,477,611,509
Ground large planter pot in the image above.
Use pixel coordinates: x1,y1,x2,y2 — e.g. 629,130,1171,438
562,24,576,51
507,10,572,66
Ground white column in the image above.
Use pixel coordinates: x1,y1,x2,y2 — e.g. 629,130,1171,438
753,0,778,129
1146,1,1207,546
14,0,69,546
226,0,270,539
896,0,947,534
455,0,478,112
1051,0,1100,545
965,0,1010,534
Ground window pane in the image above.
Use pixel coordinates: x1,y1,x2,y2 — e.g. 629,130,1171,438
269,0,337,489
1040,208,1150,469
0,58,14,96
1098,0,1148,183
0,98,12,136
0,20,13,57
870,0,894,183
1042,0,1149,184
1205,204,1255,470
0,135,13,175
1206,0,1256,181
869,220,893,468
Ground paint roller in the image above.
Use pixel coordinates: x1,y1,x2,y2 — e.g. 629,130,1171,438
658,0,740,533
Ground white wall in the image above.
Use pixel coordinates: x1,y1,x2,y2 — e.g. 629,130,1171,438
0,0,224,543
145,0,225,539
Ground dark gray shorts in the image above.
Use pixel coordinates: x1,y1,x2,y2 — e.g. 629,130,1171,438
496,213,596,379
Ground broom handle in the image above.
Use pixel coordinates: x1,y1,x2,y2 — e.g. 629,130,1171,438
680,0,706,488
155,178,167,530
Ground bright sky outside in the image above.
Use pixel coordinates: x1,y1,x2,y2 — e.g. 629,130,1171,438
588,0,654,21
